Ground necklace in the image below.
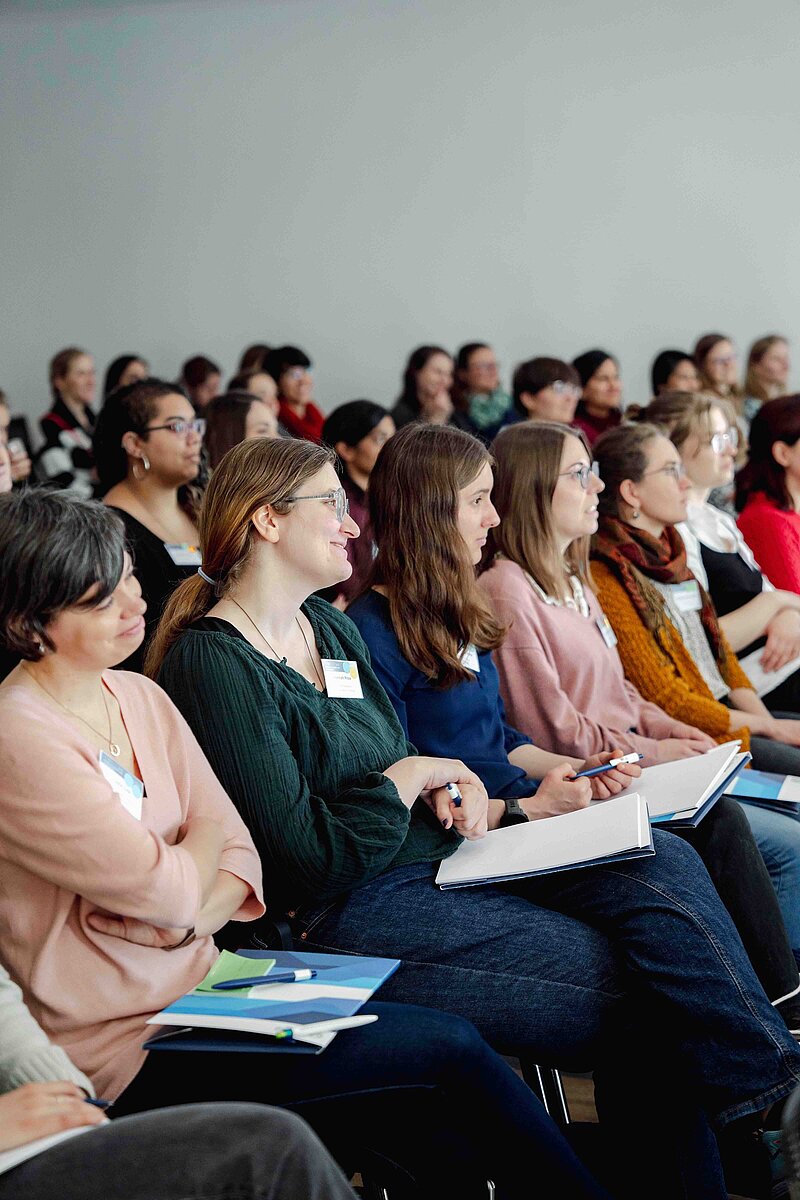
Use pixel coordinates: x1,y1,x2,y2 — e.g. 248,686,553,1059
23,667,121,757
229,598,326,691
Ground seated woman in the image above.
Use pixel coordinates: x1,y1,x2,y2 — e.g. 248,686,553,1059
742,335,791,427
264,345,325,443
694,332,742,403
179,356,221,413
391,345,455,429
238,342,271,374
476,418,800,997
148,434,800,1199
321,400,395,605
736,395,800,594
0,489,612,1200
38,347,98,498
0,391,33,487
0,963,358,1200
452,342,512,442
93,378,205,671
205,391,279,469
103,355,150,400
350,421,800,1012
571,351,623,446
651,349,701,397
645,391,800,714
505,357,582,426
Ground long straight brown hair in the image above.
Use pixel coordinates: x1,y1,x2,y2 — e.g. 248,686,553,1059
367,423,505,687
145,437,334,676
484,421,591,596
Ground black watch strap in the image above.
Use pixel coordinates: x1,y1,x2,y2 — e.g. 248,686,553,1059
499,797,529,828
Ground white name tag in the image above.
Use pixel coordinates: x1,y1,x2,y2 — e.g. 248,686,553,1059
670,580,702,613
596,615,618,648
321,659,364,699
99,751,144,821
165,543,202,566
460,644,481,672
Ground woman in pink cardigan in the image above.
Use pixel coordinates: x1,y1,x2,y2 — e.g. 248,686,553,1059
0,487,615,1200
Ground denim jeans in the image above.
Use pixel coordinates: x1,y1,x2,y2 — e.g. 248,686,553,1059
0,1104,358,1200
741,799,800,954
113,1002,609,1200
292,832,800,1197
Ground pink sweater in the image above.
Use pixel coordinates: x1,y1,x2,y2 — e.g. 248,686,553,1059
737,492,800,595
479,558,691,762
0,671,264,1099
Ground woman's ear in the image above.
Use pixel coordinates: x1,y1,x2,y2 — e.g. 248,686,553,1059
772,440,792,469
618,477,641,515
335,440,356,467
519,391,538,417
121,430,142,459
251,504,280,544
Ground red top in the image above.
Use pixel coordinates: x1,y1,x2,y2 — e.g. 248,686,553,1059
737,492,800,594
571,404,622,447
279,399,325,443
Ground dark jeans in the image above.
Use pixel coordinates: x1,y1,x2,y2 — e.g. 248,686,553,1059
292,833,800,1198
673,796,798,999
0,1104,357,1200
113,1002,609,1200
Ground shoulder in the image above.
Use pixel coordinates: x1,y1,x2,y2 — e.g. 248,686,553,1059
346,590,392,637
479,558,529,599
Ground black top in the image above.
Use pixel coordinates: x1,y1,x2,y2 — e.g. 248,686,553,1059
700,542,766,660
110,508,197,673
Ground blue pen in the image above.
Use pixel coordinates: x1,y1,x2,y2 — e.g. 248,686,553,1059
84,1098,112,1109
445,782,462,808
212,969,317,990
571,753,643,780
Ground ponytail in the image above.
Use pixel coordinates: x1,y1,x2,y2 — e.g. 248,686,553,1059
144,572,214,678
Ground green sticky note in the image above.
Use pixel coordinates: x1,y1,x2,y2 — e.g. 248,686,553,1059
194,950,276,993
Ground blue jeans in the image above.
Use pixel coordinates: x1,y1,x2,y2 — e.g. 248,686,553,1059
295,833,800,1197
113,1002,609,1200
741,799,800,955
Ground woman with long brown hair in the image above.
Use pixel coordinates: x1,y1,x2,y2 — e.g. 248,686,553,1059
145,434,800,1200
743,335,791,426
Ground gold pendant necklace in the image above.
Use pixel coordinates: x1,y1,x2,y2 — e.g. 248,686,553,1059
23,667,121,757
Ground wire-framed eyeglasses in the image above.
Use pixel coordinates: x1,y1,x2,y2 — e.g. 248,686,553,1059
286,487,349,522
558,461,601,490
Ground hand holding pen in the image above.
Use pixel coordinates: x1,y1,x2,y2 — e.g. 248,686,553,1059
572,752,643,801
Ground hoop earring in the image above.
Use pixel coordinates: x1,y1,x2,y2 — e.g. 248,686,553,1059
132,454,150,481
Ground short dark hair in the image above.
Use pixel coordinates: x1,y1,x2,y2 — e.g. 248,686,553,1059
264,345,312,384
512,357,579,414
180,356,221,388
93,378,187,492
205,391,260,469
0,490,126,659
322,400,389,449
103,355,147,400
651,349,694,396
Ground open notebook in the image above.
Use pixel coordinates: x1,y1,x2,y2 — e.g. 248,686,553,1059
602,741,749,827
436,791,653,889
725,767,800,815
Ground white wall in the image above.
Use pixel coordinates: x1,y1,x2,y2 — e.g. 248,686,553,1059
3,0,800,428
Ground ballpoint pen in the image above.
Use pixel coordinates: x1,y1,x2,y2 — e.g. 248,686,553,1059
212,969,317,990
445,782,462,808
571,753,643,779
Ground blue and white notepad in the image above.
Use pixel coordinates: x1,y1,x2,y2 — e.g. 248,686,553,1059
608,741,750,828
146,950,400,1049
724,768,800,815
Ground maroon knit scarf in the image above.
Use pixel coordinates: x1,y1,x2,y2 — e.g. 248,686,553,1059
591,515,724,660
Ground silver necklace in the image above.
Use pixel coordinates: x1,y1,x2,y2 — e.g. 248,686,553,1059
23,667,121,757
229,599,326,691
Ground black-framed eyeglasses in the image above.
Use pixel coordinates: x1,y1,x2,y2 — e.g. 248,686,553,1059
286,487,349,522
558,461,600,490
643,462,686,482
145,418,206,437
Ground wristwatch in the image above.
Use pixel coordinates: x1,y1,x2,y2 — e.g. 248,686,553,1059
499,797,530,828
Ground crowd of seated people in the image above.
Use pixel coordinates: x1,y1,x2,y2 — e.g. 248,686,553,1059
2,329,800,1198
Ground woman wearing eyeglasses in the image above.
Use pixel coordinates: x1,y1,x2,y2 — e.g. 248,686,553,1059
93,379,206,672
736,396,800,599
641,393,800,718
503,357,582,428
591,422,800,776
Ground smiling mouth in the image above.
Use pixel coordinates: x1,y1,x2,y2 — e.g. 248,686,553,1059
122,617,145,637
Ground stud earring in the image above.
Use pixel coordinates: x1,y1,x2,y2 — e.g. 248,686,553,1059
631,509,640,519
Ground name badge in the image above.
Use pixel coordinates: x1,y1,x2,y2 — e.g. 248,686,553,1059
99,750,144,821
321,659,364,699
670,580,702,613
165,543,202,566
596,615,618,648
460,643,481,672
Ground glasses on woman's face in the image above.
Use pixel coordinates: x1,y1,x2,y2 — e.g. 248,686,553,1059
145,418,206,437
643,462,686,482
551,380,581,397
708,354,737,368
558,461,600,490
286,487,349,523
708,429,739,455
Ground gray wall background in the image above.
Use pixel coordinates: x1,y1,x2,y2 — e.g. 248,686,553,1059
2,0,799,427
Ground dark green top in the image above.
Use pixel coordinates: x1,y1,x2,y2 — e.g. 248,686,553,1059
157,597,459,911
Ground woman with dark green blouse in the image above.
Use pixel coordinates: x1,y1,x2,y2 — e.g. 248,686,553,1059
148,435,800,1200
